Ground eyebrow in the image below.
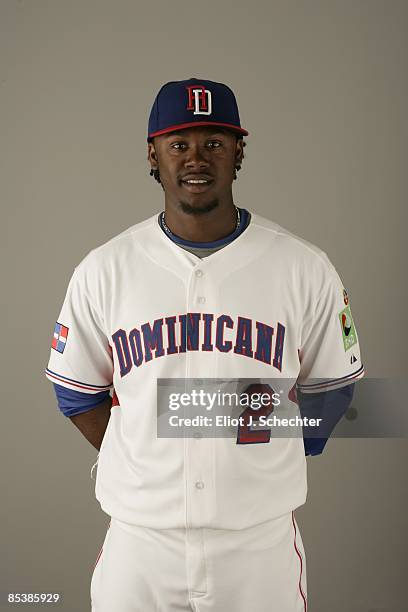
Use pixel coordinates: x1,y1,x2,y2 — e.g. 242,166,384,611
165,131,228,139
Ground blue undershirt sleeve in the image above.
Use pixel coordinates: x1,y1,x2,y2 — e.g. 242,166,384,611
52,383,111,417
298,383,355,456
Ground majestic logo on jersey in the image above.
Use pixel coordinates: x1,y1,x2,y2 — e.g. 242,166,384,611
339,306,357,351
112,313,286,378
52,322,69,353
186,85,212,116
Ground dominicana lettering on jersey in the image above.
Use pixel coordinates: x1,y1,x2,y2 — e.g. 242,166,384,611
112,313,286,377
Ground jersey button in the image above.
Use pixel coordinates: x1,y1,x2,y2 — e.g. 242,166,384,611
197,296,206,304
195,481,204,490
195,269,203,278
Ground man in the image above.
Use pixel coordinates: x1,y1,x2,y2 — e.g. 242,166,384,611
45,78,364,611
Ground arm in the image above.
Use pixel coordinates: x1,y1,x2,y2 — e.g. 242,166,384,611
69,395,112,451
51,383,113,450
45,261,114,451
298,383,355,456
296,258,364,454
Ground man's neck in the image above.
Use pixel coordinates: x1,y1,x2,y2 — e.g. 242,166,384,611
163,202,238,243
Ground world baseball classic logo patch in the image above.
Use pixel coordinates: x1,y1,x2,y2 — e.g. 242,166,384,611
343,288,349,305
52,322,69,353
338,306,357,351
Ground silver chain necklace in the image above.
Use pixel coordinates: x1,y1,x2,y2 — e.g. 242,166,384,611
161,206,240,237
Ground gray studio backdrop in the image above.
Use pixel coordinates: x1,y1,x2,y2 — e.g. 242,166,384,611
1,1,407,611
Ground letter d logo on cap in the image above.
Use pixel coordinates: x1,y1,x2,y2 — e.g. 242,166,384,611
186,85,212,116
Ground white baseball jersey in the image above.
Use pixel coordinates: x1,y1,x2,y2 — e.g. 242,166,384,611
45,210,364,529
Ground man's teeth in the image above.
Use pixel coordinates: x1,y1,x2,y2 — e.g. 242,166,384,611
184,179,209,184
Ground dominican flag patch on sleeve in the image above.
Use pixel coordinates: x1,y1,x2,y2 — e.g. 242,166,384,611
52,322,69,353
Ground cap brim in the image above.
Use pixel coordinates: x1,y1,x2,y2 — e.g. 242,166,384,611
148,121,248,140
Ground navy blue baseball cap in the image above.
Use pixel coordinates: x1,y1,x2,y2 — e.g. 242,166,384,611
147,78,248,142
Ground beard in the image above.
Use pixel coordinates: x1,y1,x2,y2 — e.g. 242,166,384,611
178,198,219,216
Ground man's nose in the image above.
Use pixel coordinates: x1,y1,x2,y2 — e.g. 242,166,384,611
184,144,210,168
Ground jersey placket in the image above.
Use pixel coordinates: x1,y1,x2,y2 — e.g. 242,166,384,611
183,261,217,531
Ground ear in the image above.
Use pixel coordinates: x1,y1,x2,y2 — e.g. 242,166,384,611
235,138,245,167
147,141,159,169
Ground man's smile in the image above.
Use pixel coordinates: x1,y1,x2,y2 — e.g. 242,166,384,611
180,180,214,194
180,174,214,193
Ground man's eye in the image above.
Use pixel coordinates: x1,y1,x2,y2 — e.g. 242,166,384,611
170,141,222,150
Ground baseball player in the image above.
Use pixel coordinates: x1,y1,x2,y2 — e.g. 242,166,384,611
45,78,365,611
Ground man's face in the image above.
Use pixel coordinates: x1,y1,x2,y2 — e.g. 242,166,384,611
147,126,244,215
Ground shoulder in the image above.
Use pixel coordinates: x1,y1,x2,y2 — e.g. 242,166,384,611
68,213,160,295
74,212,159,273
249,210,338,280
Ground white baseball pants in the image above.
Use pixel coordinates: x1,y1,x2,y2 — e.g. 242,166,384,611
90,511,307,611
